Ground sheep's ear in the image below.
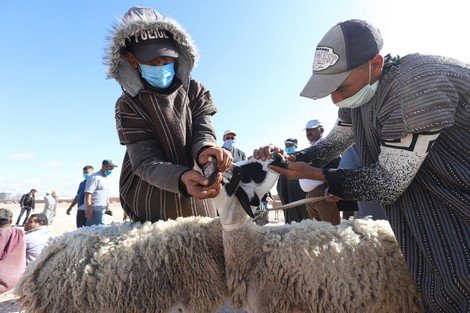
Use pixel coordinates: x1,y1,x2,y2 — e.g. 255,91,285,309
235,187,255,218
239,162,267,184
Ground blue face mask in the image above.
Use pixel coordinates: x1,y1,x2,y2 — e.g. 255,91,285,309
223,139,235,150
105,170,113,176
140,62,175,89
83,173,90,180
285,146,297,155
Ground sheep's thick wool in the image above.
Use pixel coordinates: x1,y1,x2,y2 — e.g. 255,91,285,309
16,217,227,313
224,218,425,313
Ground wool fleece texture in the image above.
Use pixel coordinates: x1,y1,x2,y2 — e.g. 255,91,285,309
224,218,424,313
15,217,227,313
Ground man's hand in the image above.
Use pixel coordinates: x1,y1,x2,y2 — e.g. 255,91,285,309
253,145,295,161
199,146,232,172
269,161,325,181
66,208,71,215
181,170,222,199
85,206,93,218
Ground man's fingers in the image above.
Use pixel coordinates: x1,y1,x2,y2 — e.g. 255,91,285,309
268,164,287,175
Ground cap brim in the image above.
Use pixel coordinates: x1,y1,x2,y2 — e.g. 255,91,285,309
133,44,179,64
300,70,352,100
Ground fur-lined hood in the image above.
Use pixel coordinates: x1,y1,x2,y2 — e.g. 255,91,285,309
105,7,199,96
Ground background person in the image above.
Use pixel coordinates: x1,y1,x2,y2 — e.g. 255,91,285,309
298,120,343,225
24,213,53,267
106,7,231,222
0,208,25,294
85,160,116,226
276,138,309,223
66,165,94,228
42,192,56,225
16,189,37,226
222,130,246,163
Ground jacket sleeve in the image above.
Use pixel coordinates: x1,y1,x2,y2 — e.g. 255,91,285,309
325,131,441,204
187,80,218,162
125,140,190,194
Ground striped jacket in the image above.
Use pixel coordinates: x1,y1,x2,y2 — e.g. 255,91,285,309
296,54,470,312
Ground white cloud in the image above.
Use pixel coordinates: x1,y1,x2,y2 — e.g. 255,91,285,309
11,152,35,161
42,161,63,168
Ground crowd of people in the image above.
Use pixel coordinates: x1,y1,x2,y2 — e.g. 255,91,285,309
0,159,118,294
1,6,469,312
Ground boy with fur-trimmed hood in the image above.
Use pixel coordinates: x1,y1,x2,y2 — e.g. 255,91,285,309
105,7,232,222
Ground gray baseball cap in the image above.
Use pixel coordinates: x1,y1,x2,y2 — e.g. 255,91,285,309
301,19,383,100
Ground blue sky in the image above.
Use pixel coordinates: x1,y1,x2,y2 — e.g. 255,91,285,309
1,0,468,198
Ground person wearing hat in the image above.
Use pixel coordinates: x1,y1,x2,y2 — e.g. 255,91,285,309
276,138,309,223
222,130,246,163
0,208,26,293
42,191,56,225
257,19,470,311
304,119,324,145
84,159,118,226
67,165,94,228
16,188,37,226
106,7,231,223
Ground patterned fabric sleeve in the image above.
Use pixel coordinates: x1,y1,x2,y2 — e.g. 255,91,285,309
379,54,461,140
326,131,441,204
115,95,154,145
187,80,218,161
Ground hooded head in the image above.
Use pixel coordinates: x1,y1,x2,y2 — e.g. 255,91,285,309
105,7,199,96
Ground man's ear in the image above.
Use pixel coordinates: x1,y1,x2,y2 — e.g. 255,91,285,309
125,52,139,69
371,54,384,78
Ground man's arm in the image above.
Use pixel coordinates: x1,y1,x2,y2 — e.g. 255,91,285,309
126,140,191,194
325,131,441,204
84,193,93,218
66,195,79,215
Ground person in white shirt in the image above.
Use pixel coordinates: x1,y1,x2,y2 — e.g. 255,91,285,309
24,213,53,266
42,192,56,224
84,159,117,226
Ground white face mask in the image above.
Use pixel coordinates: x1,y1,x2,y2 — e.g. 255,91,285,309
334,62,379,109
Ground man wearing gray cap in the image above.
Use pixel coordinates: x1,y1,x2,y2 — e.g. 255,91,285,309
107,7,231,223
258,19,470,312
84,159,118,226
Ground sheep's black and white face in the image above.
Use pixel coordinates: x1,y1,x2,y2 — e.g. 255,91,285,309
210,154,285,217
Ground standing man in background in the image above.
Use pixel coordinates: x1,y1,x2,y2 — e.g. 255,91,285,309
42,192,56,225
66,165,94,228
222,130,246,163
85,160,117,226
276,138,309,223
16,189,37,226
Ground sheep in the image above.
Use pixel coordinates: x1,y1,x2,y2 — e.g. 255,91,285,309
16,155,424,313
212,155,425,313
15,217,228,313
